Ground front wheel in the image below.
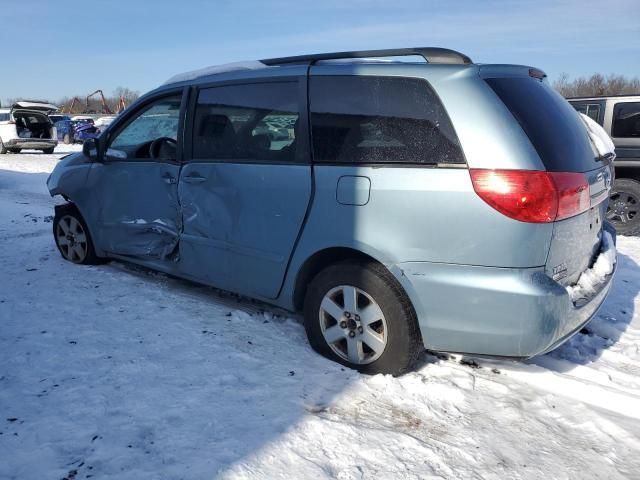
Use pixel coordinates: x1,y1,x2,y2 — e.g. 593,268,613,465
607,178,640,236
304,261,423,375
63,133,71,145
43,147,55,154
53,205,107,265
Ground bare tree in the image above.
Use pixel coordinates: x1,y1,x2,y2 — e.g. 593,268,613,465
553,73,640,97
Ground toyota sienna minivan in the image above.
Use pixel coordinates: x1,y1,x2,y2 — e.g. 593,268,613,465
47,48,617,375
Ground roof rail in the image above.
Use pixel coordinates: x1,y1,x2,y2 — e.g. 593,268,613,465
261,47,472,66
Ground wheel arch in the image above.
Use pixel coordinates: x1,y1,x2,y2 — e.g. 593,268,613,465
292,246,391,312
54,200,104,256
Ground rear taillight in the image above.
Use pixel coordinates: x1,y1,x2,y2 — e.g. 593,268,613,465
470,169,589,223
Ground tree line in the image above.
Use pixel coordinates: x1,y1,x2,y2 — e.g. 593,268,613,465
2,87,140,114
553,73,640,98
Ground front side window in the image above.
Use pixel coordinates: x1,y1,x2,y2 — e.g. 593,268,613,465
309,76,465,164
612,102,640,138
193,82,299,163
110,95,182,159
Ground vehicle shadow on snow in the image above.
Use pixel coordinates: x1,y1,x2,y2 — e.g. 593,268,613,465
0,167,359,478
43,257,360,477
534,249,640,371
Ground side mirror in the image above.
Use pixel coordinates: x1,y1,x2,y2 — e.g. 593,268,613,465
82,138,100,161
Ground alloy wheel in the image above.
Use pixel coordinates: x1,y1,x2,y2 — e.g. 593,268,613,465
55,215,88,263
607,191,639,226
319,285,388,365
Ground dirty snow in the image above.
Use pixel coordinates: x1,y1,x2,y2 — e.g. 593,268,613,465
1,147,639,479
567,230,617,302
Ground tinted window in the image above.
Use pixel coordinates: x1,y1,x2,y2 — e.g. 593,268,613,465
572,103,588,115
111,96,181,153
0,113,9,122
569,103,601,124
193,82,299,163
309,76,464,165
612,102,640,138
486,77,598,172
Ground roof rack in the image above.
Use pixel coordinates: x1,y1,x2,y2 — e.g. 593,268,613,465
261,47,472,66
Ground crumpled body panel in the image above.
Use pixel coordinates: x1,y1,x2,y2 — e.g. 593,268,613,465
88,162,182,259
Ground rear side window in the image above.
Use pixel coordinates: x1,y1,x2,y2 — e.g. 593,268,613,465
193,82,299,163
0,113,9,122
612,102,640,138
486,77,597,172
309,76,464,165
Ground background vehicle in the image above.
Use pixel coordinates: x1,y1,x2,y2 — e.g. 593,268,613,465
48,114,71,124
55,119,75,144
73,120,100,143
47,48,616,375
569,95,640,235
0,101,58,154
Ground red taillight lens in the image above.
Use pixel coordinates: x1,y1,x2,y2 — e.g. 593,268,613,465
550,172,590,221
470,169,589,223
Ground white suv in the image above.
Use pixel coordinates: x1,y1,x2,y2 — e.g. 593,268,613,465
0,101,58,154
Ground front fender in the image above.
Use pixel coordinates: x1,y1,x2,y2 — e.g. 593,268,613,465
47,154,105,256
46,152,92,197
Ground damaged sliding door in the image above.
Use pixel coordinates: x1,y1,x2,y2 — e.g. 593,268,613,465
92,92,186,259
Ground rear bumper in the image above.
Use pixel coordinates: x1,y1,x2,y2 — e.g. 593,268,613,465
6,138,58,150
393,230,616,358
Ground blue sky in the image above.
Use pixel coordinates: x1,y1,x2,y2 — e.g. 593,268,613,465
1,0,638,103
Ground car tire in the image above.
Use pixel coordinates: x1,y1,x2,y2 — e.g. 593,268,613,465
607,178,640,236
63,133,71,145
53,204,108,265
10,149,21,154
0,139,6,154
304,260,423,375
43,148,55,154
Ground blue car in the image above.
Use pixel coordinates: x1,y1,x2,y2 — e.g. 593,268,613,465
54,119,100,144
73,121,100,143
54,119,75,144
46,47,617,375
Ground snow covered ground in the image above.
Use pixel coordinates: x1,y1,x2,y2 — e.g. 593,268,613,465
1,147,639,479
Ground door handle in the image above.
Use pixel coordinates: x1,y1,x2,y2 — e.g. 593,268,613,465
183,175,207,184
162,173,177,184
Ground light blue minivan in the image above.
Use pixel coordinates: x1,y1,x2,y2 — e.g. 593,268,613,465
47,48,616,374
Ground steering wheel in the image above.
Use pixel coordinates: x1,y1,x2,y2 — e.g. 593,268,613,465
149,137,177,159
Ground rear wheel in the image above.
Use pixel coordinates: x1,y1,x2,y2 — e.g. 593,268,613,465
43,147,55,154
607,178,640,236
53,205,107,265
0,140,6,154
10,149,21,154
304,260,422,375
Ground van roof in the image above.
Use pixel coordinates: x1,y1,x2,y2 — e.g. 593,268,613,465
163,47,473,86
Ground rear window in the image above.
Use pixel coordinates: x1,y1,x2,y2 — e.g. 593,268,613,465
486,77,598,172
309,76,464,165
